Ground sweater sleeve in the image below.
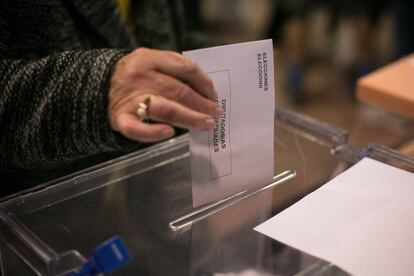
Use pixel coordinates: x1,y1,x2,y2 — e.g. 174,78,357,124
0,49,138,169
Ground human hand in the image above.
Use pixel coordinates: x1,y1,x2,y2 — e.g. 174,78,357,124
108,48,222,142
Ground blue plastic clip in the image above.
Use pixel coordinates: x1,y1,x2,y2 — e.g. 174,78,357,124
71,236,133,276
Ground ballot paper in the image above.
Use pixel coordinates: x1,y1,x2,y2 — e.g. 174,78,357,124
184,39,275,207
255,158,414,276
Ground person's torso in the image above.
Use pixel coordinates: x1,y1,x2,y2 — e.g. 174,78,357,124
0,0,184,58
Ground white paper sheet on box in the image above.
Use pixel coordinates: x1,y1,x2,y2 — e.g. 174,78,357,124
255,158,414,276
184,40,275,207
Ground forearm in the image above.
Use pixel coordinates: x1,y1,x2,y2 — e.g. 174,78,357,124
0,49,137,169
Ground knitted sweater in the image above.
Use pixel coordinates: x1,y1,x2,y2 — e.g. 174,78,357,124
0,0,197,194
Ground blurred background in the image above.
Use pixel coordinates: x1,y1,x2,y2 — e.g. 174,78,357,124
184,0,414,154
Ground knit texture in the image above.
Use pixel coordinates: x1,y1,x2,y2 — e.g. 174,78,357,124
0,49,134,168
0,0,198,194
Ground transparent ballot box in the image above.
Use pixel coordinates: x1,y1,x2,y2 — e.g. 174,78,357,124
1,108,413,276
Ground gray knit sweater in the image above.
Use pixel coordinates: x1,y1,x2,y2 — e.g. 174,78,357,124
0,0,199,194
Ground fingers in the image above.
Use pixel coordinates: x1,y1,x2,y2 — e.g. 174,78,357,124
113,94,217,143
146,71,222,119
135,48,217,100
147,95,216,130
116,113,175,143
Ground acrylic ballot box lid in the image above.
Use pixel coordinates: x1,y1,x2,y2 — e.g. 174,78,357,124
1,108,413,276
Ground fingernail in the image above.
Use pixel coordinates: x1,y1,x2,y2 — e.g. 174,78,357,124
205,118,216,130
213,106,223,119
162,128,174,138
210,88,218,101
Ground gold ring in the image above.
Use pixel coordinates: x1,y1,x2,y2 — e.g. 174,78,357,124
136,95,156,122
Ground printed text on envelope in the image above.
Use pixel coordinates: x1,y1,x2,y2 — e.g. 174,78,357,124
208,70,232,179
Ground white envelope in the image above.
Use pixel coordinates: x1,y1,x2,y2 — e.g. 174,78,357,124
255,158,414,276
184,39,275,207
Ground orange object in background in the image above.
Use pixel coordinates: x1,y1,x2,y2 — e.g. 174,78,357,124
357,53,414,119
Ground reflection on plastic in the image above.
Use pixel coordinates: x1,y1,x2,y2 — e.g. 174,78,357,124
169,170,296,232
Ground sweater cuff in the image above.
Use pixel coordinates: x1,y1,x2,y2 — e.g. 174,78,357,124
85,48,139,152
